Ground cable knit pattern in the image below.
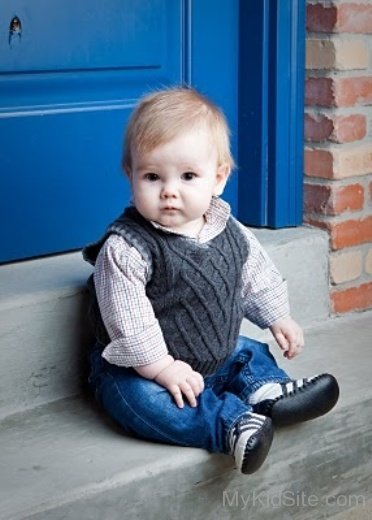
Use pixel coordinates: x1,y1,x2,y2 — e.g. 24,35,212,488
84,206,248,376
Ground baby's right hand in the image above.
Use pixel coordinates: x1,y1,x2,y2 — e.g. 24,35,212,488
154,360,204,408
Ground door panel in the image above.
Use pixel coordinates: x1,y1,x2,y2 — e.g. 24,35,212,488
1,0,170,72
1,108,130,261
0,0,239,263
0,0,182,262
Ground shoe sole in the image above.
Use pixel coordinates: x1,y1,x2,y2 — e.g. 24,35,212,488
241,418,274,475
271,374,340,427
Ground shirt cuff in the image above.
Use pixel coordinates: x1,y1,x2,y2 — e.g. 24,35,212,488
101,322,169,367
245,280,291,329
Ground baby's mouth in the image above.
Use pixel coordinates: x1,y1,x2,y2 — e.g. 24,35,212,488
161,207,179,212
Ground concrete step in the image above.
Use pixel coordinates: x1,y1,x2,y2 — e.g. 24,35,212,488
1,313,371,520
0,226,329,418
330,499,372,520
0,253,93,419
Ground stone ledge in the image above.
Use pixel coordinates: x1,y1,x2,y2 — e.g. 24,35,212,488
0,252,92,312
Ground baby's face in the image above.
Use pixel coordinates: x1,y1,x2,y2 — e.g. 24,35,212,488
129,127,229,237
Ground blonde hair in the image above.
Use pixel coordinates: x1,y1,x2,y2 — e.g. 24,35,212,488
122,87,234,174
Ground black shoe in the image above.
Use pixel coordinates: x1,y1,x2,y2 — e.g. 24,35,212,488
229,413,274,474
253,374,340,427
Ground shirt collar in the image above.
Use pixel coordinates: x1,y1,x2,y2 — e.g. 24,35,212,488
150,197,231,243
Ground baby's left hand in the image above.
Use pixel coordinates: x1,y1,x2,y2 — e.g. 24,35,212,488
269,316,304,359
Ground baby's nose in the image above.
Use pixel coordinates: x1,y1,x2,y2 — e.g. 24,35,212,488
161,181,178,198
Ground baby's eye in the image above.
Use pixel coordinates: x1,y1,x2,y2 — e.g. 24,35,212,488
144,172,159,182
181,171,196,181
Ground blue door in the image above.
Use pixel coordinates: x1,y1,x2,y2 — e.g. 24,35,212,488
0,0,239,263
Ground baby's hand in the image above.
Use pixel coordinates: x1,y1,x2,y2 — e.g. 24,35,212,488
269,316,304,359
155,360,204,408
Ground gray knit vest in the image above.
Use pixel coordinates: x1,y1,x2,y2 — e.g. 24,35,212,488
83,206,249,376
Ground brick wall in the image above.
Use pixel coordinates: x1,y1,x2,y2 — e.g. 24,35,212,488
304,0,372,314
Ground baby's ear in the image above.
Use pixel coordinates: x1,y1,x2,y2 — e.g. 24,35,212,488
213,163,230,196
124,166,132,179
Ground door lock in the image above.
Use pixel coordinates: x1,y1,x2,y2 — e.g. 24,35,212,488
9,15,22,46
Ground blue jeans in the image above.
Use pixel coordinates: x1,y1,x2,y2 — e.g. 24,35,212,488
88,336,289,454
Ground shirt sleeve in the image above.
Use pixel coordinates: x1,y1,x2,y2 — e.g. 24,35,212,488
238,223,290,329
93,234,169,367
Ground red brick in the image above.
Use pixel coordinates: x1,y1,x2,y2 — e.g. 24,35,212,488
331,282,372,314
305,78,335,107
332,184,364,214
305,113,334,142
331,115,367,143
304,183,364,215
304,149,334,178
304,184,332,214
305,113,367,143
306,38,369,71
307,3,372,34
305,145,372,180
330,216,372,250
307,4,338,33
338,4,372,34
306,76,372,108
336,77,372,107
306,216,372,249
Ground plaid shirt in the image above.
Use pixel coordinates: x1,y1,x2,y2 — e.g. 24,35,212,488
94,198,290,367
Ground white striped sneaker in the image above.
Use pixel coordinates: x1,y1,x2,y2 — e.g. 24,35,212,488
229,412,274,474
251,374,340,427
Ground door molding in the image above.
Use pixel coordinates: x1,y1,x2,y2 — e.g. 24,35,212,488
238,0,306,227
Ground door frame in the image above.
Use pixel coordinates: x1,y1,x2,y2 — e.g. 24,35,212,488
238,0,306,228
